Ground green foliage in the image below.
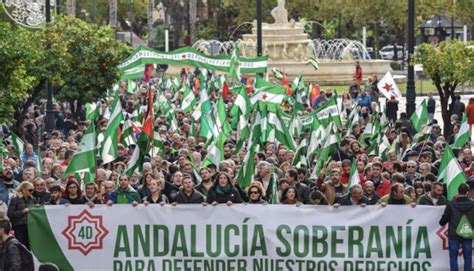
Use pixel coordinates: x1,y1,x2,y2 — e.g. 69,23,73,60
416,41,474,88
0,17,129,124
415,40,474,136
0,23,43,124
44,16,130,103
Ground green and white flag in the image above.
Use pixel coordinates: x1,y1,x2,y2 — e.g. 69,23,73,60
100,94,124,164
230,86,251,144
180,85,196,113
346,159,360,193
306,56,320,70
215,96,232,135
291,137,308,167
85,102,100,121
236,144,259,191
453,113,469,148
250,78,286,111
125,145,143,177
10,133,25,157
229,46,241,82
266,109,296,151
438,146,467,200
120,120,137,147
315,123,340,172
202,133,227,167
315,96,341,127
410,99,428,132
64,123,96,183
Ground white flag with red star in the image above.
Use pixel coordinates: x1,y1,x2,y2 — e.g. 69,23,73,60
377,71,402,99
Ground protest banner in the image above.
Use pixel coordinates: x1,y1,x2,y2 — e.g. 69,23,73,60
29,205,455,271
118,46,267,79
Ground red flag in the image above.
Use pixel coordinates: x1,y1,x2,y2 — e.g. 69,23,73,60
144,64,155,82
138,88,154,153
281,73,293,96
245,77,253,94
222,81,230,100
310,83,321,108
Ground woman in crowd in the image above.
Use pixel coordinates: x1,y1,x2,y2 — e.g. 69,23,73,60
207,172,242,205
62,178,84,204
143,179,169,204
247,182,267,204
138,172,154,199
280,187,301,205
7,181,35,248
32,177,50,205
413,181,426,200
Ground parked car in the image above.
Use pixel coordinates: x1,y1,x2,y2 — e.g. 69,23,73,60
379,45,405,60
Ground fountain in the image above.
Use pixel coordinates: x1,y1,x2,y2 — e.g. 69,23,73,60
237,0,392,83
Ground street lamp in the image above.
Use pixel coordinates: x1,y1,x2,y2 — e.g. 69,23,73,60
406,0,416,118
44,0,56,133
256,0,262,57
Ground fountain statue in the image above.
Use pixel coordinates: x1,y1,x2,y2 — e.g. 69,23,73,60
189,1,392,83
271,0,289,25
236,0,391,83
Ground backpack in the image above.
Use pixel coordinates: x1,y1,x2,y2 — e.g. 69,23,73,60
456,215,474,239
5,238,34,271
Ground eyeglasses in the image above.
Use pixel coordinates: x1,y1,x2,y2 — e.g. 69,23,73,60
249,191,260,195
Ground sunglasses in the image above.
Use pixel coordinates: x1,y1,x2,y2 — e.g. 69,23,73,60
249,191,260,194
28,189,34,192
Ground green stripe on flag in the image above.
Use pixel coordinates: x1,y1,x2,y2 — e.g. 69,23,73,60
28,207,74,271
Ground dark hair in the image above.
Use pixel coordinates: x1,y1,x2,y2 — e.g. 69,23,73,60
49,185,61,193
286,169,298,181
64,150,74,160
0,219,11,235
297,168,307,176
458,183,469,195
392,162,402,172
280,186,299,203
256,153,266,161
340,139,351,147
391,173,406,184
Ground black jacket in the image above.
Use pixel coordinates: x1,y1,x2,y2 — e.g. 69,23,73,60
0,237,22,271
364,192,380,205
427,97,436,114
331,149,353,162
175,189,206,204
439,196,474,240
207,187,243,204
7,196,34,226
418,193,448,206
338,193,369,206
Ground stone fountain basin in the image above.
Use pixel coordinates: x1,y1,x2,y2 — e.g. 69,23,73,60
268,59,393,84
164,59,392,86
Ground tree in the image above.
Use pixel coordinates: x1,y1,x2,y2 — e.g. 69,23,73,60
0,23,43,125
0,17,129,128
416,41,474,138
44,16,130,115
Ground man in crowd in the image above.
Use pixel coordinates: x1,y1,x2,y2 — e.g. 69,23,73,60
439,184,474,271
176,174,206,204
418,182,448,206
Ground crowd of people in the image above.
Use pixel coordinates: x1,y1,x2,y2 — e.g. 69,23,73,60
1,64,474,270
